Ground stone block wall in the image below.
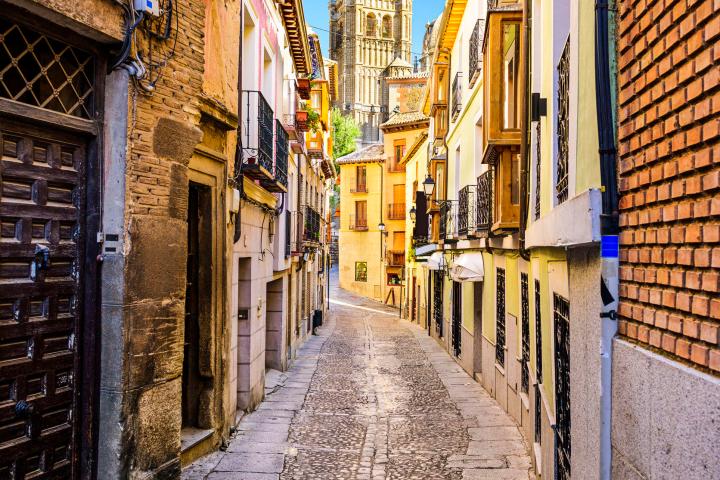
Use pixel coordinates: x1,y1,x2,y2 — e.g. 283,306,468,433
616,0,720,374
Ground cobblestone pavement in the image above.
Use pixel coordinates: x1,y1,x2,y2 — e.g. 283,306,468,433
184,270,532,480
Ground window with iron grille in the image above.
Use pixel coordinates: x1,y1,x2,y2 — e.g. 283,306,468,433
554,293,571,480
534,384,542,444
451,71,462,121
468,19,484,87
556,39,570,204
476,169,493,236
495,268,506,366
433,271,444,337
285,209,291,257
521,273,530,393
535,279,543,383
0,18,95,118
275,119,289,187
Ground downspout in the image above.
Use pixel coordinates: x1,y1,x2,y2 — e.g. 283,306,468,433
234,11,244,243
595,1,620,478
518,0,531,261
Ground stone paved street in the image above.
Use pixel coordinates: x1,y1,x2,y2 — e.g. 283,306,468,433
184,275,532,480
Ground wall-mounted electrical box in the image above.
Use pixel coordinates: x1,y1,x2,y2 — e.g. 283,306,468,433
134,0,161,16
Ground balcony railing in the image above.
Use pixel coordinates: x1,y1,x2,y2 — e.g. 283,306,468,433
476,170,493,236
387,203,406,220
458,185,477,237
451,72,463,121
288,210,303,254
262,119,288,192
349,215,368,231
469,19,484,87
307,130,324,158
350,184,368,193
303,205,321,244
388,162,405,173
386,250,405,267
285,209,292,257
439,200,459,242
240,90,274,180
282,114,298,140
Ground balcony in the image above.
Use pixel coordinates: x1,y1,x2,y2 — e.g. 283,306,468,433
307,130,324,159
303,205,321,244
350,183,368,194
283,114,298,140
260,119,289,193
349,215,368,231
240,90,274,181
476,169,494,237
386,250,405,267
458,185,477,237
291,129,305,154
387,203,406,220
439,200,459,243
451,72,463,121
388,162,405,173
469,20,485,88
288,210,303,255
295,109,309,132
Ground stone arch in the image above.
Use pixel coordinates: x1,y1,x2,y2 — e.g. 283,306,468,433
382,15,392,38
366,13,377,37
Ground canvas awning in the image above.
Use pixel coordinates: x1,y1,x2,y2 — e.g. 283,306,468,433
426,251,446,271
449,253,485,282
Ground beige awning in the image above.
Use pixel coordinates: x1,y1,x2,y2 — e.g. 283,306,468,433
449,253,484,282
426,251,446,271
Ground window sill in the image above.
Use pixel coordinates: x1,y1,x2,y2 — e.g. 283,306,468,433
525,188,601,248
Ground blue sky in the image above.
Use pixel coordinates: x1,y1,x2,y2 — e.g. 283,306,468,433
303,0,445,61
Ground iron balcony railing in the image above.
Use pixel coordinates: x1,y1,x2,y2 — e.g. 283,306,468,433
386,250,405,267
387,203,406,220
303,205,321,244
349,215,368,231
288,210,303,254
350,183,368,193
240,90,274,177
439,200,459,242
451,72,463,121
285,209,292,257
458,185,477,237
468,19,484,87
274,119,289,189
476,169,493,236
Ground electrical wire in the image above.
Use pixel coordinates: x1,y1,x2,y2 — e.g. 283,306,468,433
308,23,426,59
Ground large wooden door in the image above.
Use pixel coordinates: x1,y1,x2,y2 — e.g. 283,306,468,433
0,121,89,478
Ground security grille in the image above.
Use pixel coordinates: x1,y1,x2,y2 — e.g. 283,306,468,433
534,122,541,219
0,17,95,118
521,273,530,393
554,293,571,480
495,268,505,366
476,169,493,236
556,39,570,204
433,271,444,337
535,279,543,383
468,19,484,87
534,384,542,444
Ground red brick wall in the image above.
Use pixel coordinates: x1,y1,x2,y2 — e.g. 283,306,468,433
616,0,719,373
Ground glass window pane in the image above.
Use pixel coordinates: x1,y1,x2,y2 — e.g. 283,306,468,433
502,22,520,129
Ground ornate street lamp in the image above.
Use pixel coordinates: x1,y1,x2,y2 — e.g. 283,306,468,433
422,174,435,199
409,205,416,222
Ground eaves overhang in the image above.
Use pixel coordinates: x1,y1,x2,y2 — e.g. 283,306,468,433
277,0,311,75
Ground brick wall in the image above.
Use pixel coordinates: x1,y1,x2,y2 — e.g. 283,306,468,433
616,0,719,373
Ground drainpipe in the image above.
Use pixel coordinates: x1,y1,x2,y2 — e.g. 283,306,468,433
595,1,620,478
234,11,244,243
518,0,531,261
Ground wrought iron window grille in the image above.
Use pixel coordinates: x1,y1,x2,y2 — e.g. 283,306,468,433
468,19,484,87
554,292,571,480
458,185,477,237
476,169,494,236
275,119,289,188
451,72,463,121
556,39,570,204
303,205,321,243
439,200,459,241
451,281,462,357
241,90,275,177
535,279,543,383
521,273,530,393
495,268,506,366
433,271,444,338
0,18,95,118
534,122,541,220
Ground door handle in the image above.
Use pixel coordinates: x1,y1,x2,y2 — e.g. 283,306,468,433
30,244,51,281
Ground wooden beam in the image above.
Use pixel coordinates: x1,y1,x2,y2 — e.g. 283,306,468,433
0,98,97,135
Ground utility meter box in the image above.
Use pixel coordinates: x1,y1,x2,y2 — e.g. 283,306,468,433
134,0,161,16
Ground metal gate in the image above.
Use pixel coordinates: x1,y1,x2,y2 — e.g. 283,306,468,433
0,15,100,479
554,293,571,480
451,281,461,357
432,271,443,337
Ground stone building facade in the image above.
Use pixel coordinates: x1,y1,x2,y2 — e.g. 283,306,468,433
614,0,720,477
329,0,413,144
0,0,332,478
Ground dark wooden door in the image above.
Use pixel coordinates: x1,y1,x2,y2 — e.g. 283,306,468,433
0,121,88,478
451,281,462,357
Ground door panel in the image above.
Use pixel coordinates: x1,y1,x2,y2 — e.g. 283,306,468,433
0,121,86,478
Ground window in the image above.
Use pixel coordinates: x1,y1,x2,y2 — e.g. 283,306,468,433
554,293,571,480
495,268,506,366
521,273,530,393
556,39,570,204
391,142,405,171
502,21,521,130
387,273,400,286
382,15,392,38
352,200,367,230
355,166,367,192
535,279,543,383
355,262,368,282
366,14,377,37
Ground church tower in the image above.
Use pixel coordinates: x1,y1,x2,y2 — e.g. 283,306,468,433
329,0,413,145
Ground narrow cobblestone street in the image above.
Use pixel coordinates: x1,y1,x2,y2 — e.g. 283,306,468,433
185,272,532,480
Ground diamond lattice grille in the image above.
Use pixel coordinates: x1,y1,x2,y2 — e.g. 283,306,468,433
0,18,95,118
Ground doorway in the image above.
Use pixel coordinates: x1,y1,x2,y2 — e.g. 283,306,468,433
451,281,462,357
473,282,483,377
265,277,284,371
183,183,211,429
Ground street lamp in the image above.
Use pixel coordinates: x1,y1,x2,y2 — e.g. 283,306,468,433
422,174,435,199
409,205,416,222
378,221,386,233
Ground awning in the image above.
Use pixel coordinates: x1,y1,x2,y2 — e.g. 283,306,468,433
426,251,446,271
449,253,485,282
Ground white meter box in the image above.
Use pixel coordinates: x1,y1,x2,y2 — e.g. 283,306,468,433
134,0,161,16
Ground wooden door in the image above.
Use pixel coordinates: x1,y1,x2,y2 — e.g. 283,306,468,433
0,120,89,478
